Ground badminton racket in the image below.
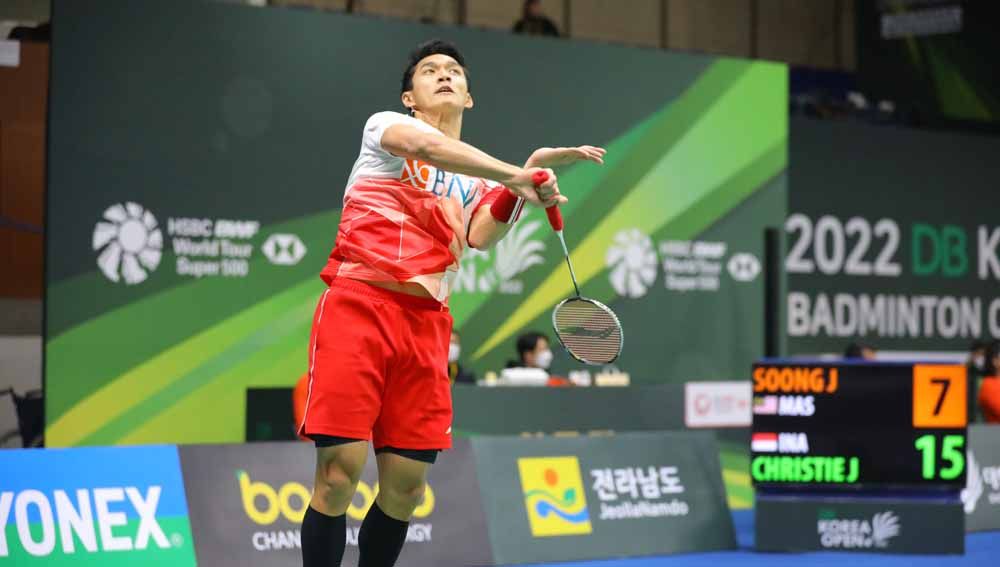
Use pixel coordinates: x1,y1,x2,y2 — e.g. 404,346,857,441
532,171,623,365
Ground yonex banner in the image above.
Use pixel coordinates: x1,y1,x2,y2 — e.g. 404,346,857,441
0,446,197,565
471,431,735,564
756,494,964,554
964,424,1000,532
178,439,492,566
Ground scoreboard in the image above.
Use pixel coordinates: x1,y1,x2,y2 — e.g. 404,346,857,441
750,361,967,490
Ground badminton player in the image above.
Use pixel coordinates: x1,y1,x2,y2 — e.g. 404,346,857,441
299,39,605,567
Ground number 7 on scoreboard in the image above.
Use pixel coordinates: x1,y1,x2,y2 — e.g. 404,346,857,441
912,365,967,428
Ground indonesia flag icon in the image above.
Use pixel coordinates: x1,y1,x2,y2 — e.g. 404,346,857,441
751,432,778,453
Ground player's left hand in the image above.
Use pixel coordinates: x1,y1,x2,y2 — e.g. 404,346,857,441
525,146,606,168
510,167,565,207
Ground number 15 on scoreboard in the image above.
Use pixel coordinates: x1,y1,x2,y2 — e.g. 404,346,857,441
912,365,967,482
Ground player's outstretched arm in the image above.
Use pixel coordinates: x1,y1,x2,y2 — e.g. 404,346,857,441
466,145,607,250
524,145,606,168
382,124,563,206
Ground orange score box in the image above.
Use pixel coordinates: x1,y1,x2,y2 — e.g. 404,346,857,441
912,364,967,428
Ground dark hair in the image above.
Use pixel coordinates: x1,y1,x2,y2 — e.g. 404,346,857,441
523,0,541,17
843,342,872,359
515,332,548,363
986,340,1000,376
400,39,470,95
970,339,989,353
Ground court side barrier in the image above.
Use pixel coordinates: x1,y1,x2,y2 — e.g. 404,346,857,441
964,424,1000,532
471,430,737,564
0,431,734,565
178,439,492,567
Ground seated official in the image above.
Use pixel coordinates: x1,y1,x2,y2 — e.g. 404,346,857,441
499,332,556,386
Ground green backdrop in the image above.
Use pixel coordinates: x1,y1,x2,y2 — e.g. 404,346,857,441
45,0,787,446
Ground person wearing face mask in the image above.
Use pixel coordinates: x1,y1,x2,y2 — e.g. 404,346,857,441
497,332,558,386
522,332,553,370
508,332,553,370
448,330,476,385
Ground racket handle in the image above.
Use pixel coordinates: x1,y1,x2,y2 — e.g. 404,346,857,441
546,205,564,232
531,171,564,232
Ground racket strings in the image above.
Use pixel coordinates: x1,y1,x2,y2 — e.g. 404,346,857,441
553,299,622,364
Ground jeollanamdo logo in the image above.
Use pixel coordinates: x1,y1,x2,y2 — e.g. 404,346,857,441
606,228,657,298
517,457,592,537
816,509,900,549
453,220,546,295
236,470,435,551
93,202,163,284
590,465,688,521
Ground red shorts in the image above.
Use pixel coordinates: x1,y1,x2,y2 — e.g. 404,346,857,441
299,277,453,450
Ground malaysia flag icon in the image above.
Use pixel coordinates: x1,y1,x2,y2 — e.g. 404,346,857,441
753,395,778,415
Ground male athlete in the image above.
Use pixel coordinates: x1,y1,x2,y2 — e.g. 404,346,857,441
299,39,605,567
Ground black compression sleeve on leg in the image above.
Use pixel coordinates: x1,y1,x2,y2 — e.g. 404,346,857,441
301,505,346,567
358,502,409,567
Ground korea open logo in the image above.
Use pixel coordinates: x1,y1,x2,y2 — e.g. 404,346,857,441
93,202,163,284
261,234,307,266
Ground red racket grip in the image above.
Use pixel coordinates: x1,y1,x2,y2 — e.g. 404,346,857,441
531,171,564,232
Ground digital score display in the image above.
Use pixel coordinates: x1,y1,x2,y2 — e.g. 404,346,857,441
750,361,967,490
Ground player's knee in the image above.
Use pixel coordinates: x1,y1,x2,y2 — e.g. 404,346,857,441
313,461,361,509
323,460,363,491
380,479,426,515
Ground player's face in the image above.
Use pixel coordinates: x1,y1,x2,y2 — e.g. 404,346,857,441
403,53,473,115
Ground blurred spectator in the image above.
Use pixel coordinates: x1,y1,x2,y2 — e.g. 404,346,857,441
448,329,476,385
512,0,560,38
843,342,876,360
968,339,990,423
507,331,553,370
968,339,989,375
499,331,554,386
979,340,1000,424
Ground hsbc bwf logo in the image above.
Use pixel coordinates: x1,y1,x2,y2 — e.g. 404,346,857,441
262,233,307,266
92,202,163,284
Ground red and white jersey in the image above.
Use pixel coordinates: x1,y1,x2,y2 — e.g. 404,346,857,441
321,111,507,302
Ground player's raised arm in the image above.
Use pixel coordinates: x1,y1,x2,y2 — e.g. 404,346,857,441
466,145,607,250
524,145,607,168
381,124,562,206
